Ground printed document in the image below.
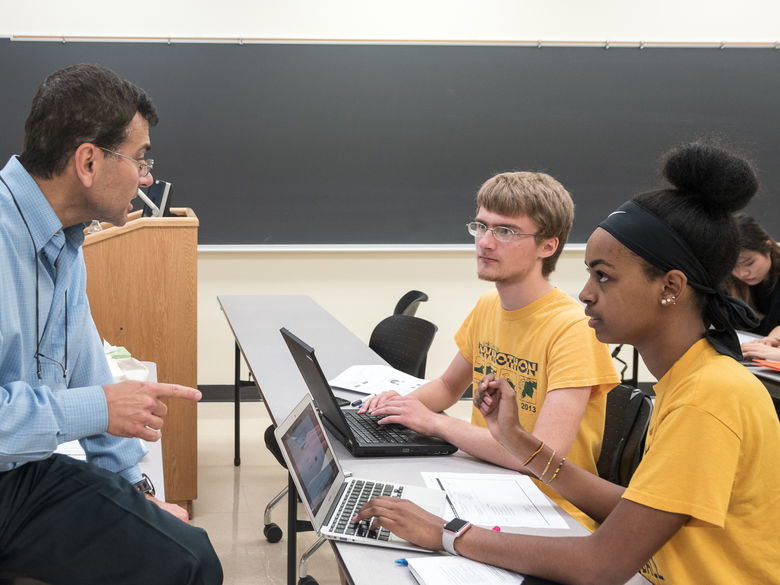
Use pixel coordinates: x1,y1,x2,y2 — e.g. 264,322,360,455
329,364,427,395
422,472,569,529
407,555,524,585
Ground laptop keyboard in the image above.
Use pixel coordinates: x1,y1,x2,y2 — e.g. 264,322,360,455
344,410,415,444
329,479,403,540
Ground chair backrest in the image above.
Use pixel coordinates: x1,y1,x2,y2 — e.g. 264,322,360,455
596,384,653,487
264,424,288,468
393,290,429,317
369,314,437,378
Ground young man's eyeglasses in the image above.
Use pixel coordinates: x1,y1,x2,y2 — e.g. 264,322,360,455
466,221,538,243
98,146,154,177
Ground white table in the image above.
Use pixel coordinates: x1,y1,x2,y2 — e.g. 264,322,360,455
218,294,649,585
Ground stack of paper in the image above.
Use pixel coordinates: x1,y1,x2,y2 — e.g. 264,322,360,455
421,472,569,530
406,556,524,585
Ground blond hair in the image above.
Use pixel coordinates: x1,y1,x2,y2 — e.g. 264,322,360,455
476,171,574,276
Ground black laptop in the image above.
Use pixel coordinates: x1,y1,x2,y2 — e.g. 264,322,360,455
280,327,457,457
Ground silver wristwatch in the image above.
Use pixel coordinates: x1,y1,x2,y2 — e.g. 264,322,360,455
133,473,156,497
442,518,471,555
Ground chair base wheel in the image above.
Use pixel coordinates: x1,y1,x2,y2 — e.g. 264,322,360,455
298,576,318,585
263,523,283,543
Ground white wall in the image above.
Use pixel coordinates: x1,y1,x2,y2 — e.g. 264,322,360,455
1,0,779,42
5,0,773,385
196,247,652,386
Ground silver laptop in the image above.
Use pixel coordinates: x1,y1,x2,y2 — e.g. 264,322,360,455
274,395,447,551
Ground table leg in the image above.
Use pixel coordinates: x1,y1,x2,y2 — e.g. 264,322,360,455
288,472,298,585
234,342,241,467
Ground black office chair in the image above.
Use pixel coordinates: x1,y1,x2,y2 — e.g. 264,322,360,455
393,290,429,317
368,314,438,379
596,384,653,487
263,425,327,585
262,425,312,539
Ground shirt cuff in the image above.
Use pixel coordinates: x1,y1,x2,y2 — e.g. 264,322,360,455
119,464,144,485
54,385,108,443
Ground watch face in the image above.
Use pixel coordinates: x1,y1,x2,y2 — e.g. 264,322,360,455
444,518,470,533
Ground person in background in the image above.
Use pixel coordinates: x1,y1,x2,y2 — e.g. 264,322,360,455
730,214,780,360
0,63,222,584
360,171,618,529
357,142,780,585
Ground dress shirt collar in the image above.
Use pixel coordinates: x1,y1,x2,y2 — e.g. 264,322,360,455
1,156,86,252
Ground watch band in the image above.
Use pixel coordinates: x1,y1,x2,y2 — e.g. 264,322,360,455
133,473,156,497
442,518,471,555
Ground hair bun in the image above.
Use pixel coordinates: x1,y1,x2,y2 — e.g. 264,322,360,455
661,142,758,213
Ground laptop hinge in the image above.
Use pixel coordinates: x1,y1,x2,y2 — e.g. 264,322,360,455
325,480,350,528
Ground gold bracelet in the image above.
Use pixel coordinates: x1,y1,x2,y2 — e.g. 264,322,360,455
539,449,557,481
522,440,545,467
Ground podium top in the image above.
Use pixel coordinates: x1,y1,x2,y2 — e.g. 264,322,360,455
83,207,198,246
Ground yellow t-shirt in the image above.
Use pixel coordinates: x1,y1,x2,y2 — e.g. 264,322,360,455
455,288,619,528
623,339,780,585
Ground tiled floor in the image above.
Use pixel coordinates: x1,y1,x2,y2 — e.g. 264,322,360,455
193,400,473,585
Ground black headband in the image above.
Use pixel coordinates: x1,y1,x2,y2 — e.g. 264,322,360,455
598,200,758,360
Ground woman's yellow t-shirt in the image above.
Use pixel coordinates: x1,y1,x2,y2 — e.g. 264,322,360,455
623,339,780,584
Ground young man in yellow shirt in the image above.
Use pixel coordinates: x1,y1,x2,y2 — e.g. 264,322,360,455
361,171,618,525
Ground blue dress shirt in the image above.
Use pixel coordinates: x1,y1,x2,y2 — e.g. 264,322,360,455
0,156,144,483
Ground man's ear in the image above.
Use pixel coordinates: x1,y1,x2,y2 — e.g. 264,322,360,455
538,236,559,259
72,143,100,188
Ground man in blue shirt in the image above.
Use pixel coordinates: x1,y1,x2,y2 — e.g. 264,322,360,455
0,64,222,584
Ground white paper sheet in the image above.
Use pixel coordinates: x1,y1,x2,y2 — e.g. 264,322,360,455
407,555,524,585
422,472,569,530
329,364,427,395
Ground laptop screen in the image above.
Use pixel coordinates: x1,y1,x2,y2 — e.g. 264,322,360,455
279,402,339,517
281,328,349,435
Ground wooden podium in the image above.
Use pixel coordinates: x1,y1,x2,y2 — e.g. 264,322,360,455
83,208,198,513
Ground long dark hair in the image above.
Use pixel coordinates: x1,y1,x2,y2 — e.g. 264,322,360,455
729,214,780,310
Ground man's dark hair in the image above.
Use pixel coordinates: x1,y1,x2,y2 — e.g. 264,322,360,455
18,63,158,178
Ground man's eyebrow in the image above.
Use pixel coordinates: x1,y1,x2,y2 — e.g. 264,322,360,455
474,218,522,230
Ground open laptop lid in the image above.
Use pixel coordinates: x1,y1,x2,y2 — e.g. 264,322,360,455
275,395,346,533
281,327,352,442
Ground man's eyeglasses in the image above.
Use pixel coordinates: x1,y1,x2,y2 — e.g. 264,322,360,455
98,146,154,177
466,221,538,243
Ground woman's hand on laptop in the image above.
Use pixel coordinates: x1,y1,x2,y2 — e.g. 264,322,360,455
354,497,445,551
357,390,400,414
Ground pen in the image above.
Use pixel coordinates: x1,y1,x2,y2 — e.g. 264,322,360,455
394,558,408,566
351,399,362,406
435,478,459,517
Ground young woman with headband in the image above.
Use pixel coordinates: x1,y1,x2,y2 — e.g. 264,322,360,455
355,142,780,584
